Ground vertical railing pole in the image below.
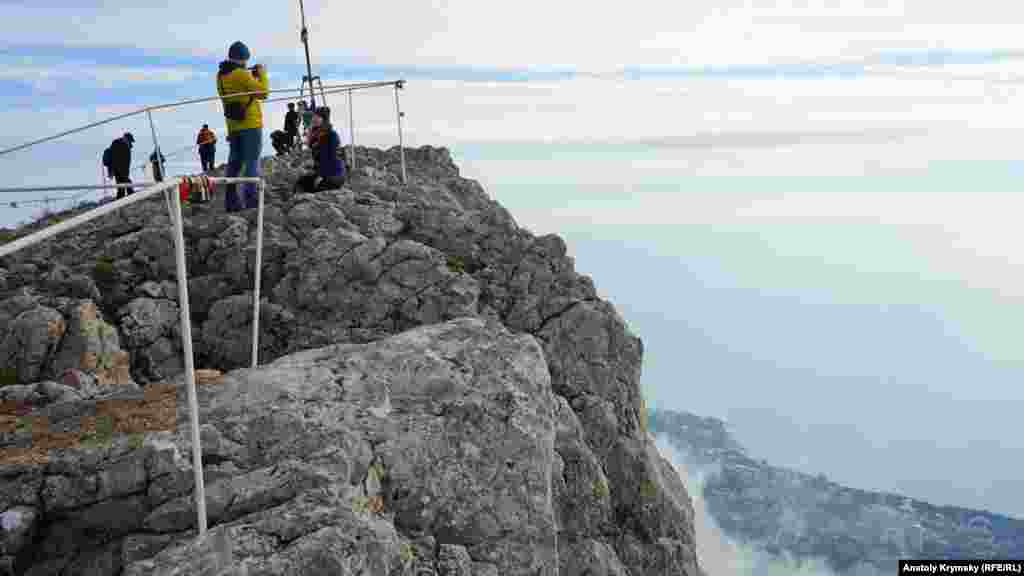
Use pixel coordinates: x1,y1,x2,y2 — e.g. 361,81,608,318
348,89,356,172
251,179,265,368
394,81,407,185
147,109,166,182
168,178,207,536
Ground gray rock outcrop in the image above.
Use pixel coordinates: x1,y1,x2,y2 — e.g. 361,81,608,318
0,145,702,575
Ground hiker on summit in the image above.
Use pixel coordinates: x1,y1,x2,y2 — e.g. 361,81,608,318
216,40,268,213
299,100,314,144
294,106,346,195
284,102,300,150
107,132,135,199
149,149,167,182
196,124,217,172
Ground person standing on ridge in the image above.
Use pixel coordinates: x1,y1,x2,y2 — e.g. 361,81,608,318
284,102,299,151
149,149,167,182
109,132,135,199
196,124,217,172
216,41,268,213
299,100,314,145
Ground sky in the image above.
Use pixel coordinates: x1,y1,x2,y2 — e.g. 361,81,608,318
2,1,1024,522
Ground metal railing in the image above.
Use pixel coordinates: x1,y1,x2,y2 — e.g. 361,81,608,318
0,74,416,540
0,79,409,185
0,175,267,537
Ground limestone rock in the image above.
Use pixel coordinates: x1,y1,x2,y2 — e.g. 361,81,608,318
0,146,703,576
0,306,65,384
50,300,132,389
199,294,295,369
118,297,182,382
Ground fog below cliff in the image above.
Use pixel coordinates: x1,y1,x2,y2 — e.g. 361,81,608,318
654,436,846,576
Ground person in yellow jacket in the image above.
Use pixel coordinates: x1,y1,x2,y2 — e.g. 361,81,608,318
216,41,268,212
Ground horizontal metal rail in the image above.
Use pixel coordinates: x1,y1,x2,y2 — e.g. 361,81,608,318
0,182,162,194
0,79,403,159
0,177,260,196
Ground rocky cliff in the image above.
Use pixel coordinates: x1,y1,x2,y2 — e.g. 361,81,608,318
649,408,1024,575
0,146,702,575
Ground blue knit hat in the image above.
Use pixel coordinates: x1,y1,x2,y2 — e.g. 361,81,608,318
228,41,250,61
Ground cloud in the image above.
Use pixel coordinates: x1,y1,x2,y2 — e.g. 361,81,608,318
653,434,842,576
0,59,200,92
4,1,1024,72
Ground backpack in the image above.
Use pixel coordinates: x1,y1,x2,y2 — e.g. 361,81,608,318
102,147,112,168
218,75,254,122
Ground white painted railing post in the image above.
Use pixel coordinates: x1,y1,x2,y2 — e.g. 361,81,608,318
348,89,356,172
168,177,208,536
147,110,167,182
395,81,407,185
251,180,265,368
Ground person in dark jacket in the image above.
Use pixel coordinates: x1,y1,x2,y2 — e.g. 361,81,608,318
294,107,346,195
270,130,291,156
284,103,299,150
109,132,135,199
149,150,167,182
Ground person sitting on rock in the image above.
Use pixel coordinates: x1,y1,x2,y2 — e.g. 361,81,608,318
270,130,291,157
294,107,346,195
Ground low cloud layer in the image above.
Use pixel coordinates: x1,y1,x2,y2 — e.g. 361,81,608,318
653,435,847,576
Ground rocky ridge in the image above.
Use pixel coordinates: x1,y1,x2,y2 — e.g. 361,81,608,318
649,408,1024,575
0,146,702,575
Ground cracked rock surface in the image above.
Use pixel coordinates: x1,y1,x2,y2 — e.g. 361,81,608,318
0,146,701,575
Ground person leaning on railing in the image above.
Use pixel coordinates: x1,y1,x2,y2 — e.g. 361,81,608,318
216,41,268,213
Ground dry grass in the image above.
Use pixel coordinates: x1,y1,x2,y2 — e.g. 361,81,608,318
0,370,224,466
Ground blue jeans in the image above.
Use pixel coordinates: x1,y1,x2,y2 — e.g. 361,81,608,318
225,127,262,212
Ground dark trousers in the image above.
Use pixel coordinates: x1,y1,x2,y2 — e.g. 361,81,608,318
294,174,344,196
199,145,215,172
113,170,134,199
225,128,261,212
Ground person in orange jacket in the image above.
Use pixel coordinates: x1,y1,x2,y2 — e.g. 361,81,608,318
196,124,217,172
216,41,268,212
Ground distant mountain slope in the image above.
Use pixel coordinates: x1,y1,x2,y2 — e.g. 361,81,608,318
649,408,1024,575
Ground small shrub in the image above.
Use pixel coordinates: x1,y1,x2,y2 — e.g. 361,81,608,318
127,432,145,450
639,478,657,499
399,542,416,563
0,229,17,245
445,255,465,274
96,350,113,371
95,414,114,438
638,395,649,434
93,257,117,285
350,494,370,514
592,477,610,500
0,367,18,386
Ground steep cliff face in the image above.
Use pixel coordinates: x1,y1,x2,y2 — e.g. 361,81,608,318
0,146,701,575
650,408,1024,575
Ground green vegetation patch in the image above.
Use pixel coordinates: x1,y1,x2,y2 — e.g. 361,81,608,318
92,256,117,285
0,367,18,386
445,254,465,274
639,478,657,499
